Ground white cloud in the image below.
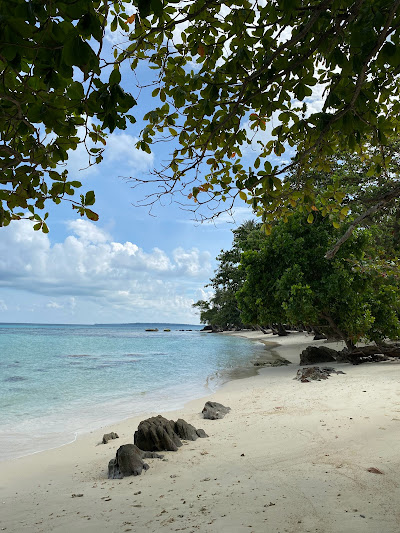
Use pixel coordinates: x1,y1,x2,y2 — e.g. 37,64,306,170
46,301,64,309
0,299,7,311
0,220,212,323
105,133,154,172
67,219,111,244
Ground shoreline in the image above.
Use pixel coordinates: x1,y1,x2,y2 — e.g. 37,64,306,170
0,326,262,463
2,333,400,532
0,331,274,464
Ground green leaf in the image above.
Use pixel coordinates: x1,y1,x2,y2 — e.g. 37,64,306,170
109,69,121,85
84,191,96,206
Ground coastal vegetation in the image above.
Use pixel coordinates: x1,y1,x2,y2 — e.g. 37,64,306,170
194,210,400,349
194,147,400,349
2,0,400,252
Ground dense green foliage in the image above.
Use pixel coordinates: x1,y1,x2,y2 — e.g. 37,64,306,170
194,211,400,347
126,0,400,228
193,220,262,328
236,214,400,348
0,0,148,229
3,1,400,233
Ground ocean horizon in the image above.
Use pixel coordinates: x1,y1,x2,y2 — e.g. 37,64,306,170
0,322,266,461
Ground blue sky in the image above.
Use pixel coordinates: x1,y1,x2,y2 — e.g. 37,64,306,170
0,27,258,325
0,21,323,325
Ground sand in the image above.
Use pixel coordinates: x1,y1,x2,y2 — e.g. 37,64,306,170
1,331,400,532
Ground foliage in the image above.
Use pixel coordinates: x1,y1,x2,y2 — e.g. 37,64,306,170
192,219,262,328
284,141,400,258
236,214,400,348
5,0,400,236
0,0,149,229
123,0,400,228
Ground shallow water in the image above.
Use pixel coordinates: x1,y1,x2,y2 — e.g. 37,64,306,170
0,323,266,460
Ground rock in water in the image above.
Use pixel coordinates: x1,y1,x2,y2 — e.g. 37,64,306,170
202,401,231,420
134,415,208,452
108,444,163,479
102,431,119,444
299,345,338,365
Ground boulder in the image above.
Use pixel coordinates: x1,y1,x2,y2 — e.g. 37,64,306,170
313,334,327,340
108,444,163,479
102,431,119,444
299,345,338,365
174,418,201,441
134,415,208,452
202,401,231,420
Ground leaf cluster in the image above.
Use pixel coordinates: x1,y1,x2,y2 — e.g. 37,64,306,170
122,0,400,227
0,0,142,228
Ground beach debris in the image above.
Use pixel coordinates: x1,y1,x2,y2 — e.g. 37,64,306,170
202,401,231,420
299,346,338,365
71,493,84,498
295,366,346,382
367,467,384,474
108,444,164,479
102,431,119,444
134,415,208,452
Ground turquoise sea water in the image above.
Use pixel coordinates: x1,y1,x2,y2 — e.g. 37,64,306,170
0,323,265,461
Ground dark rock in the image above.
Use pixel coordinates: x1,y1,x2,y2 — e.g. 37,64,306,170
134,415,181,451
134,415,207,452
174,419,200,440
108,444,163,479
295,366,346,383
102,431,119,444
202,401,231,420
299,345,338,365
313,334,327,341
201,325,213,331
196,428,208,438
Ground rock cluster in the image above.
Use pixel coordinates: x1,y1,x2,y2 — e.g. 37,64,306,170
134,415,208,452
295,366,345,383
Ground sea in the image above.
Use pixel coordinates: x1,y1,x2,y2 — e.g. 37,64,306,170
0,323,267,461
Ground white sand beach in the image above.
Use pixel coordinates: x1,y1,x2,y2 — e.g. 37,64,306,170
1,332,400,532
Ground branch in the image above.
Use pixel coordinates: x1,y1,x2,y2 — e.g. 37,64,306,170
325,184,400,259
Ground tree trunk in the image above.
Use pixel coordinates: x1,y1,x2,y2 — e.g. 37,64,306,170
320,312,355,351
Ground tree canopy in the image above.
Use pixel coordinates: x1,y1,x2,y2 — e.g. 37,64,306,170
0,0,147,229
237,213,400,348
3,0,400,234
194,213,400,348
126,0,400,231
193,219,262,329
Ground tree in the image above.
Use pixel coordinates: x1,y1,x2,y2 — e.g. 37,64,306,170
236,213,400,349
192,219,262,328
4,1,400,237
124,0,400,234
0,0,157,229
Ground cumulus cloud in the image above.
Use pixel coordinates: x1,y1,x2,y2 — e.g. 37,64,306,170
105,133,154,172
0,299,7,312
0,220,212,322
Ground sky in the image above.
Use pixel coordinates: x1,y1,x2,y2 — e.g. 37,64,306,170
0,17,323,325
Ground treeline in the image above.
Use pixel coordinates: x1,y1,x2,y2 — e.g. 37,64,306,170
193,153,400,350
